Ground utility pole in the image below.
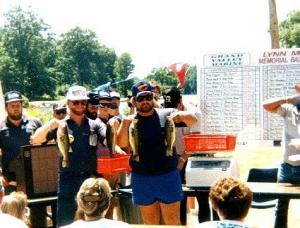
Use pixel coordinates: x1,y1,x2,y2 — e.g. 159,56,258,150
269,0,280,48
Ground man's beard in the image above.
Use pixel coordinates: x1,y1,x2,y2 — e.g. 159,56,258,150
136,103,153,113
9,113,22,121
85,110,97,120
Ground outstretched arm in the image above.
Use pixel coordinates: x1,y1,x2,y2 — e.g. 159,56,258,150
171,111,197,127
31,119,60,144
263,95,299,113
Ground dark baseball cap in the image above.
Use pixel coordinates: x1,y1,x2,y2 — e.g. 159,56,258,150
87,92,100,106
163,87,182,108
4,91,23,103
131,81,152,97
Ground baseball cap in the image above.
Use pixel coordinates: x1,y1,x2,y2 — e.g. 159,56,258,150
110,91,121,99
99,91,112,101
87,92,100,106
66,86,89,101
131,81,152,97
53,103,67,111
163,87,182,108
4,91,23,103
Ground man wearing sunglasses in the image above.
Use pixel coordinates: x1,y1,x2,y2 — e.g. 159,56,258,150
110,91,123,119
98,91,113,124
34,86,106,226
96,90,126,219
116,81,197,226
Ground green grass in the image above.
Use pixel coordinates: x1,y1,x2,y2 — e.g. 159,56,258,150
235,143,281,180
25,105,53,124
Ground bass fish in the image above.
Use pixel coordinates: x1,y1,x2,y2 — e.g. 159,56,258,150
57,121,73,167
106,118,117,156
165,116,176,156
129,119,139,162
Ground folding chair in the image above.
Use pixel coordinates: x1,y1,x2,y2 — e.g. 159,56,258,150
247,168,278,209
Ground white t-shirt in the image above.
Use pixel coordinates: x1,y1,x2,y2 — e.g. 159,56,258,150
62,218,131,228
197,220,249,228
0,213,27,228
277,104,300,166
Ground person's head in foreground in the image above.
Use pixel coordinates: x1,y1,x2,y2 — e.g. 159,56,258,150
209,177,252,221
0,191,28,222
76,177,112,221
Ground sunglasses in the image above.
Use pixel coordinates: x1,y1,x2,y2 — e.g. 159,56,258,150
72,100,87,106
55,109,67,115
99,103,111,108
136,94,153,102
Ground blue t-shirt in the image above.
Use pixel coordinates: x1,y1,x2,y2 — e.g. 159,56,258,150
47,116,106,176
130,108,179,175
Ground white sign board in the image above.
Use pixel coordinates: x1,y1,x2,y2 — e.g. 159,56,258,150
198,49,300,140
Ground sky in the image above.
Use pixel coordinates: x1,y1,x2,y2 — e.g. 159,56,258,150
0,0,299,77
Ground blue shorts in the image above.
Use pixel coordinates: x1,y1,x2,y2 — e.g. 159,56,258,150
131,169,184,205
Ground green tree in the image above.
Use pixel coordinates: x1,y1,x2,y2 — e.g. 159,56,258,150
279,10,300,48
96,46,117,86
145,65,197,94
0,7,57,99
183,65,197,94
55,27,121,91
55,27,102,87
145,67,178,92
113,53,134,96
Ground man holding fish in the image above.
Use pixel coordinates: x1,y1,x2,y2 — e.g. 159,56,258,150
116,81,197,225
36,85,107,227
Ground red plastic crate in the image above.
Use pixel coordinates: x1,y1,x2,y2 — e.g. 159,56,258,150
184,134,237,153
97,155,131,174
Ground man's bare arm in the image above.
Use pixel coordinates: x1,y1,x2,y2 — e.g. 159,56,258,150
171,111,197,127
263,95,299,113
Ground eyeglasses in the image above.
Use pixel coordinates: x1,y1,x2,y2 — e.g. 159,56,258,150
99,103,111,108
136,94,153,102
55,109,67,115
72,100,87,106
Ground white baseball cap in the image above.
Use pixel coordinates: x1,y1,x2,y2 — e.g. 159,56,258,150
110,91,121,99
66,86,89,101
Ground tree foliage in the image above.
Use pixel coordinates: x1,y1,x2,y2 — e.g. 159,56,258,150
145,67,178,92
0,7,135,99
0,7,56,99
145,64,197,94
183,65,197,94
56,27,108,87
114,53,134,95
279,10,300,48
